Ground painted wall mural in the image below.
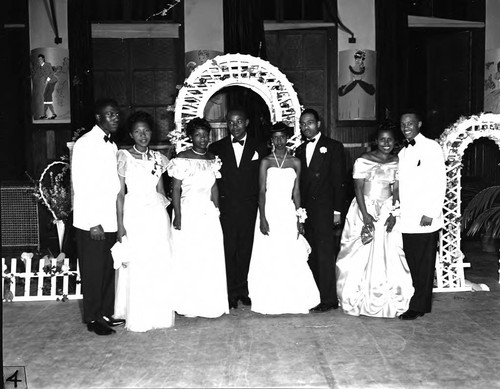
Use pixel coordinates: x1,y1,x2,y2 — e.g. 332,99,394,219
338,49,376,121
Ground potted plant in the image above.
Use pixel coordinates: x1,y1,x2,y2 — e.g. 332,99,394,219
462,185,500,252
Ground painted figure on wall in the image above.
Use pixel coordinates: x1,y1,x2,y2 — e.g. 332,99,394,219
338,49,376,121
484,49,500,114
30,48,71,123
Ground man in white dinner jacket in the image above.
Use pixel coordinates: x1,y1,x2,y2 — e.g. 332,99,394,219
397,110,446,320
72,98,125,335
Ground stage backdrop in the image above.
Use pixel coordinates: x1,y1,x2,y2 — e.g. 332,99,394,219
29,0,70,124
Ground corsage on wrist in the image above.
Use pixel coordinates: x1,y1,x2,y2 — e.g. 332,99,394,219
296,207,308,223
389,201,400,217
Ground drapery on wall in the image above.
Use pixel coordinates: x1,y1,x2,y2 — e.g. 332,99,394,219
68,0,94,131
223,0,267,59
223,0,270,141
375,0,409,125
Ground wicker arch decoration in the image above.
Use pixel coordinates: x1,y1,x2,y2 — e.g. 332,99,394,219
173,53,302,151
436,113,500,292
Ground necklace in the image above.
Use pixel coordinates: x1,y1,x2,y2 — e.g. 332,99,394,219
133,145,149,160
191,148,207,156
272,150,287,169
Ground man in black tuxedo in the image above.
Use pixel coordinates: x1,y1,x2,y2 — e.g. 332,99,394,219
295,108,346,312
209,109,269,309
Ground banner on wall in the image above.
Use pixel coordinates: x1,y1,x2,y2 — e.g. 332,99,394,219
338,49,376,121
29,0,70,124
484,49,500,114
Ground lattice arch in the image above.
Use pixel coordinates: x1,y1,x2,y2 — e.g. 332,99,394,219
173,53,302,145
436,113,500,292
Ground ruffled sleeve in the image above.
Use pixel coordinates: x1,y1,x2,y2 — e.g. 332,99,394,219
166,158,189,180
352,158,371,179
117,150,128,177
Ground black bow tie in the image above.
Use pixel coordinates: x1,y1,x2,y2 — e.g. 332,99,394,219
403,139,416,148
104,135,114,144
304,138,316,144
232,138,244,146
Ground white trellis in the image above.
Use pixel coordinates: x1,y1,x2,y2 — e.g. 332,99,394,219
173,53,302,151
436,113,500,292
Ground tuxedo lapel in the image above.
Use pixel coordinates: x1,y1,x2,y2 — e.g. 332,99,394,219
221,137,238,169
308,135,327,173
239,138,256,168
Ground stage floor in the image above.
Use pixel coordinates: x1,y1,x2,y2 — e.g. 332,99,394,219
3,240,500,389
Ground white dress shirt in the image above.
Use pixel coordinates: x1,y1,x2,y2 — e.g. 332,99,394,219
305,132,321,166
231,134,247,167
72,125,121,232
398,133,446,233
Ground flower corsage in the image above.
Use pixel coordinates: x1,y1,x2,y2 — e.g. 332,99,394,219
296,207,308,223
319,146,327,154
151,151,164,177
211,155,222,179
389,201,401,217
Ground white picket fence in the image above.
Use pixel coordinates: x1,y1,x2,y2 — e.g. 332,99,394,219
2,257,82,302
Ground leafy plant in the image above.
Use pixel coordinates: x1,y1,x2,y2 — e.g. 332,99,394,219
462,185,500,238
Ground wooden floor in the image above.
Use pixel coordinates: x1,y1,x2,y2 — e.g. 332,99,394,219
3,240,500,389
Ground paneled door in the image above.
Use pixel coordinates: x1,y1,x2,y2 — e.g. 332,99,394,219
92,38,180,142
265,29,335,134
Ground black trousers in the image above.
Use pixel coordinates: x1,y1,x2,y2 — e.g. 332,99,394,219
402,231,439,313
75,228,116,323
220,207,258,300
305,218,338,305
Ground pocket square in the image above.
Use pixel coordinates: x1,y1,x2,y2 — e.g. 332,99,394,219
251,151,259,161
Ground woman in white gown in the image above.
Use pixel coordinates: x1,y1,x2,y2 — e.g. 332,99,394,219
115,111,175,332
336,127,414,318
167,118,229,318
248,122,320,314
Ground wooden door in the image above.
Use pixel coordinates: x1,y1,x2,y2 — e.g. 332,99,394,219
92,38,179,143
265,29,333,132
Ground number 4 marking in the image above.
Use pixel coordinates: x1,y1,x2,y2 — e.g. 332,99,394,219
6,370,22,387
3,366,28,389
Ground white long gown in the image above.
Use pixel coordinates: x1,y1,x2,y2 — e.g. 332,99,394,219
167,158,229,318
248,167,320,314
336,158,414,318
114,149,175,332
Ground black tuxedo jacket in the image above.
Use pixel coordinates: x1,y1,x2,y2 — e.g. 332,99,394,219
295,134,346,221
209,136,269,217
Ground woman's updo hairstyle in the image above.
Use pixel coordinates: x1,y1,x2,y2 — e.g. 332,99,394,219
127,111,154,133
269,121,294,138
186,117,212,137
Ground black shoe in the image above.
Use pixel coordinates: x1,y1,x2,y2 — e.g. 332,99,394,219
228,297,238,309
309,302,338,313
102,316,125,327
239,296,251,306
49,114,57,120
87,321,115,335
39,115,47,119
399,310,425,320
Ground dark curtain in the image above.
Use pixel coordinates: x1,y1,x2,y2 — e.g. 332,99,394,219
68,0,94,131
223,0,267,58
223,0,269,142
375,0,409,126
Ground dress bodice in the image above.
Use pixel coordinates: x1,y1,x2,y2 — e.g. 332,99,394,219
118,150,168,203
265,167,296,206
167,157,221,206
353,158,398,202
